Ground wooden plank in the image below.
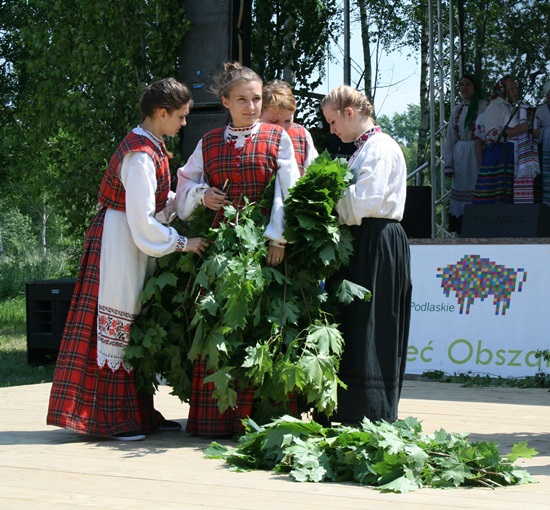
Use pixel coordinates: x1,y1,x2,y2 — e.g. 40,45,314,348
0,381,548,509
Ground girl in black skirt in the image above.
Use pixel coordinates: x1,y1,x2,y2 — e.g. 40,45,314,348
321,85,412,424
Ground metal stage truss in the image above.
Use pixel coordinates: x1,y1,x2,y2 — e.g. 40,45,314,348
427,0,459,239
343,0,459,239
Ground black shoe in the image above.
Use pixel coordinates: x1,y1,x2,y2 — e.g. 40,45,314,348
157,419,182,432
339,422,361,428
312,411,332,428
111,430,145,441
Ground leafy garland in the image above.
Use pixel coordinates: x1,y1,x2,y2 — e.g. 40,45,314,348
126,152,370,423
204,415,538,493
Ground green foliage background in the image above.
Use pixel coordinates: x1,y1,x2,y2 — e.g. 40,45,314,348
1,0,189,250
1,1,549,261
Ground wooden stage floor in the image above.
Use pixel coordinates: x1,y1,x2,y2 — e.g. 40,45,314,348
0,380,548,509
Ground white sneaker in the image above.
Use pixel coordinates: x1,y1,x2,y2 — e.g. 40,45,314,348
111,431,145,441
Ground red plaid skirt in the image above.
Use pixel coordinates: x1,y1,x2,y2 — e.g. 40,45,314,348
186,359,254,438
186,360,301,437
47,209,164,437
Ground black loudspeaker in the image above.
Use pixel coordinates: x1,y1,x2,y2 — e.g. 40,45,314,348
462,204,550,238
26,278,76,365
178,0,252,106
401,186,432,238
180,110,230,162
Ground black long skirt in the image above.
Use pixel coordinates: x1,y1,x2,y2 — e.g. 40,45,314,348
332,218,412,424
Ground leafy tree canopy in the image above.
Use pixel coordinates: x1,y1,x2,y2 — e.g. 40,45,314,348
1,0,189,240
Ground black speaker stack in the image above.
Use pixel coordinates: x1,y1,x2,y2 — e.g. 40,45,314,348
402,186,432,238
178,0,252,161
26,279,76,365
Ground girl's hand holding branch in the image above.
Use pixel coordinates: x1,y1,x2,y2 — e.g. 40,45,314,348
204,187,232,210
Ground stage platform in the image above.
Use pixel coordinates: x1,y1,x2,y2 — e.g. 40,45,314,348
0,381,548,509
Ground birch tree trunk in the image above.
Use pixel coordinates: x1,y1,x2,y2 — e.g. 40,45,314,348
42,193,47,254
357,1,373,99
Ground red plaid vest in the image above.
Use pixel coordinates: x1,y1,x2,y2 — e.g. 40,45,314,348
98,132,170,213
288,123,308,175
201,123,282,208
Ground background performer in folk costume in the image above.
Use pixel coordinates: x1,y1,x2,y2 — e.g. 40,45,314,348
260,79,318,175
444,74,487,234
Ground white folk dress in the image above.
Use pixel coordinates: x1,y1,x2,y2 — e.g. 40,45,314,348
444,100,487,228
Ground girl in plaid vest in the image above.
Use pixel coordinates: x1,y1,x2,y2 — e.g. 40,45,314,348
47,78,208,441
176,62,300,437
260,80,318,176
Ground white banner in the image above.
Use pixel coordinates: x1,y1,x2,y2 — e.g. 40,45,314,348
407,244,550,377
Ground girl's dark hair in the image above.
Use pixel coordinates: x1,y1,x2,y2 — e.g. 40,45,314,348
211,61,262,99
460,74,482,130
140,78,193,118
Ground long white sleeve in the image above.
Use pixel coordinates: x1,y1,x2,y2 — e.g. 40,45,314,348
120,152,181,258
303,128,319,169
175,139,210,221
484,97,518,143
444,104,460,171
264,129,300,243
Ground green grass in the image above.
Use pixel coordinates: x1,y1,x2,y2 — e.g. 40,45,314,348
421,368,550,389
0,247,76,386
0,296,55,387
0,249,74,300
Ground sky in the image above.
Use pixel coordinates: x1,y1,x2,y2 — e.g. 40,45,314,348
314,27,420,119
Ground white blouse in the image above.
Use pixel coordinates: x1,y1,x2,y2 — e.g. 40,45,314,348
336,131,407,225
176,122,300,244
484,97,520,143
444,100,487,170
116,127,181,257
302,127,319,169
